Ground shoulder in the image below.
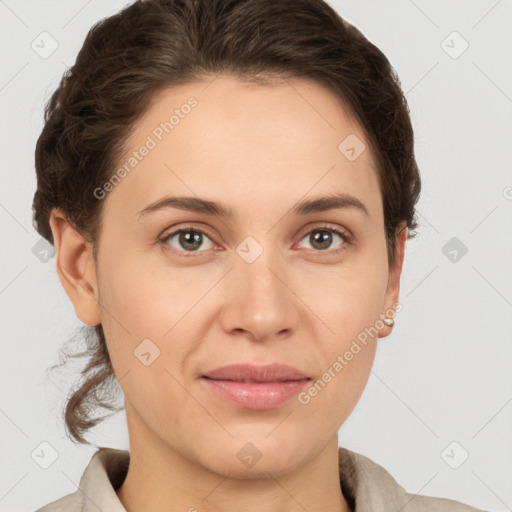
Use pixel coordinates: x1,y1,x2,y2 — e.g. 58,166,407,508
338,447,487,512
34,491,82,511
34,446,129,512
401,491,488,512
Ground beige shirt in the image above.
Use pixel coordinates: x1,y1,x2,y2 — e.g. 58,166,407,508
35,446,487,511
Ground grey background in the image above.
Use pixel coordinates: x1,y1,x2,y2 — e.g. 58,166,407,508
1,0,511,510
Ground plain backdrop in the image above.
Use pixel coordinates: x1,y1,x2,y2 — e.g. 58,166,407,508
1,1,511,511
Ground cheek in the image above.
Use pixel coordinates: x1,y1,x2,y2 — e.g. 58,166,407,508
97,250,209,372
308,255,389,334
99,247,184,330
95,251,166,369
96,260,192,418
301,256,387,405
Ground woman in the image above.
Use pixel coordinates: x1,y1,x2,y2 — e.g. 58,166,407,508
32,0,486,510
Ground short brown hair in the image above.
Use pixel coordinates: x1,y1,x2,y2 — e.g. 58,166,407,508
33,0,421,445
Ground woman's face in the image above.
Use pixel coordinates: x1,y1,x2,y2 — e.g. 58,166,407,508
60,75,406,476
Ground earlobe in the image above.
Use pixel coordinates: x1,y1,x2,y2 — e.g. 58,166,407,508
49,208,101,326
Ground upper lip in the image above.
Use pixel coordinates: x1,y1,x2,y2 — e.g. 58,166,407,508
202,363,310,383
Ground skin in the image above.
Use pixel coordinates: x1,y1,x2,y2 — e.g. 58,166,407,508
49,75,407,512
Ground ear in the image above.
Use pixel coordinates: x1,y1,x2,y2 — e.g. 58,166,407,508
378,220,408,339
48,208,101,326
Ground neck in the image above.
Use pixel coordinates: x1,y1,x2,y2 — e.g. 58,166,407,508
115,405,352,512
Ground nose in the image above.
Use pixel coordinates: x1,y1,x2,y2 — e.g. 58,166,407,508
219,248,300,343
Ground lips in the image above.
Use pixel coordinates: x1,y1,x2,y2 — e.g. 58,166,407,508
202,363,310,383
201,364,312,409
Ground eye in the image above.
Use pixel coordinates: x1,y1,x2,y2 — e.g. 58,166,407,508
159,223,352,257
160,227,216,255
297,225,351,253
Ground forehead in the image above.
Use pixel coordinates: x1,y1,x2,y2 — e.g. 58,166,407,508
102,75,382,225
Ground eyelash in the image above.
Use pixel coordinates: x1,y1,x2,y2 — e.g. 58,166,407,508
159,224,353,257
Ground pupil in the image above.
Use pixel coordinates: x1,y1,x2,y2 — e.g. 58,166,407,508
311,230,331,250
180,231,202,250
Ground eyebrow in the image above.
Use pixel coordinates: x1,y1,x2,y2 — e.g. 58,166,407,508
136,193,370,219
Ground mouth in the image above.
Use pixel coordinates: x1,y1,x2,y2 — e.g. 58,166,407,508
202,376,311,383
200,376,312,409
202,362,310,382
200,362,312,409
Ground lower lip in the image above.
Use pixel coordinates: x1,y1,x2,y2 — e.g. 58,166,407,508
201,377,310,409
